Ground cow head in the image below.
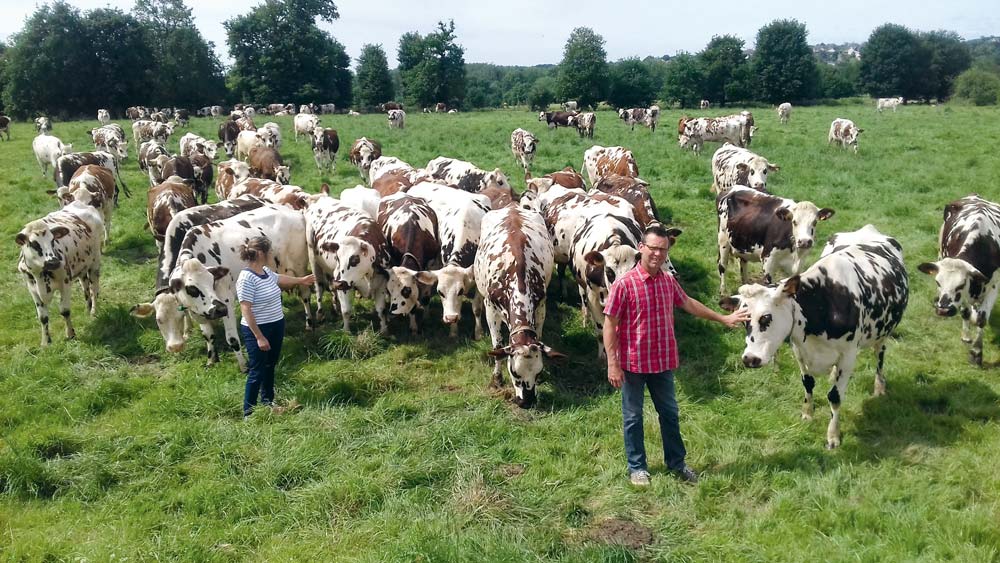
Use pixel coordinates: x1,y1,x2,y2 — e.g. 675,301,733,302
318,236,379,296
312,127,325,149
775,203,834,251
417,264,476,326
678,134,694,150
737,158,780,191
275,166,291,185
167,258,230,321
726,279,799,368
108,138,128,161
386,266,436,316
131,292,188,353
918,258,990,316
583,243,640,309
485,169,511,193
489,331,566,408
538,112,547,122
48,186,74,207
257,127,276,148
199,141,219,160
16,220,69,272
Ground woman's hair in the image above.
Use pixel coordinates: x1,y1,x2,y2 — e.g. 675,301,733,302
240,235,272,262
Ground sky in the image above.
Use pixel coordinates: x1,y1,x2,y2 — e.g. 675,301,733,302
0,0,996,69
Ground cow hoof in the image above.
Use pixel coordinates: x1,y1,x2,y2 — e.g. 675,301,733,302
825,438,840,450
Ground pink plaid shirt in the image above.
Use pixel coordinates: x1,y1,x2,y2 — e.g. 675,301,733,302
603,265,688,374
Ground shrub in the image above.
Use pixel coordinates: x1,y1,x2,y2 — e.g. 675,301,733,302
954,68,1000,105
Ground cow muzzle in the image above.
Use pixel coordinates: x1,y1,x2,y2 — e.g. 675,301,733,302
43,258,61,271
207,301,228,320
513,388,537,409
935,305,957,317
167,342,186,353
796,240,814,250
444,314,459,325
742,354,763,368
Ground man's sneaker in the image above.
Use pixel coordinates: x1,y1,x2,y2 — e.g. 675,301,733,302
629,470,651,487
673,466,699,484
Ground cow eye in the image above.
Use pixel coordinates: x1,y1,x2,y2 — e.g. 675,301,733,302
348,255,361,268
401,287,412,298
185,286,202,298
606,270,616,283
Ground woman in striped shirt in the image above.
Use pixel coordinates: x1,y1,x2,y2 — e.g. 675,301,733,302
237,236,315,417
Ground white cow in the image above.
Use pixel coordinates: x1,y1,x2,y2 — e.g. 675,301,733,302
777,102,792,124
877,97,903,113
711,143,780,193
387,109,406,129
293,113,320,142
33,134,72,177
236,130,266,160
97,109,111,125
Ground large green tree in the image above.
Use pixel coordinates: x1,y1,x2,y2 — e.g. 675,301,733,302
751,19,819,103
397,21,466,108
607,58,656,108
698,35,749,106
355,44,394,109
920,31,972,101
818,60,861,99
225,0,352,107
860,23,929,99
557,27,608,108
661,53,704,109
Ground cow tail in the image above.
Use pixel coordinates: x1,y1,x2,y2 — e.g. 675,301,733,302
116,167,132,199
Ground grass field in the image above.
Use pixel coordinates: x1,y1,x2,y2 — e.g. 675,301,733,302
2,103,1000,562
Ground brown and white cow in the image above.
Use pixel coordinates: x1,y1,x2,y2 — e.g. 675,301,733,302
229,178,309,210
582,145,639,187
0,115,9,141
918,195,1000,366
54,165,116,242
678,112,754,154
435,102,447,112
475,206,564,407
218,120,240,157
573,112,596,139
538,111,577,129
215,159,251,201
716,186,834,297
711,143,779,193
256,122,282,149
147,176,197,250
54,151,130,204
248,146,291,184
305,188,390,332
16,190,104,346
90,125,128,162
510,128,538,179
160,155,212,205
139,140,169,185
179,132,219,160
379,102,404,111
348,137,382,185
387,109,406,129
618,107,658,132
700,99,711,109
377,192,441,333
828,118,863,154
589,174,660,228
311,127,339,172
425,157,513,194
132,120,173,145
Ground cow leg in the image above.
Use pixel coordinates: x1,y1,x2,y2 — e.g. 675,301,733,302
960,307,972,343
578,285,589,327
471,293,484,340
296,286,314,331
873,340,888,396
535,298,547,340
220,308,247,372
484,302,505,387
717,239,731,297
337,289,353,332
197,320,220,365
27,276,53,346
408,312,418,334
556,263,567,299
58,280,76,340
970,309,987,366
313,280,326,323
826,354,856,449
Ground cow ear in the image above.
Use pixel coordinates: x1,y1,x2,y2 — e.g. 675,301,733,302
130,303,155,318
735,162,749,173
51,226,70,239
414,271,437,286
781,275,800,298
817,208,835,221
767,163,780,172
584,251,605,266
719,295,741,312
971,269,989,286
208,266,229,281
540,344,567,359
917,262,939,276
15,232,28,246
775,207,792,221
857,129,864,134
487,346,513,359
665,228,683,240
169,277,183,293
321,183,330,195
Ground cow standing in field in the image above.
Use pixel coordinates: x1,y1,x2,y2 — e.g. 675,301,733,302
475,205,564,408
179,133,219,160
510,128,538,179
539,111,578,129
132,120,173,145
716,186,835,297
725,225,908,448
257,122,282,149
35,117,52,134
90,125,129,162
711,143,780,193
700,100,711,109
55,151,130,205
56,165,116,241
828,118,863,154
218,120,240,157
16,190,104,346
877,97,903,112
236,130,266,160
147,176,197,250
777,103,792,124
435,102,447,112
387,109,406,129
678,113,755,154
248,146,291,184
228,178,309,210
0,115,9,141
139,141,169,185
33,135,72,177
98,109,111,125
215,159,251,200
563,101,578,111
160,155,213,205
311,127,339,172
348,137,382,185
425,157,513,194
918,195,1000,366
573,112,596,139
582,145,639,187
377,192,441,333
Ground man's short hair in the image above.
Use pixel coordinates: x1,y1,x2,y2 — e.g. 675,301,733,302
643,223,669,240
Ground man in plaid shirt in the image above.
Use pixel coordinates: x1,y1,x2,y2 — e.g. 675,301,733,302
603,224,748,486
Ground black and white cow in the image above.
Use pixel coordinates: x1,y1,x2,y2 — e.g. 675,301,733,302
475,206,564,407
711,143,780,193
918,195,1000,366
16,190,104,346
510,128,538,179
425,157,513,194
311,127,339,172
725,224,908,448
348,137,382,185
717,186,834,297
377,192,441,333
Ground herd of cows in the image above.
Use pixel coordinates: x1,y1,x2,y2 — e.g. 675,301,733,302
9,97,999,448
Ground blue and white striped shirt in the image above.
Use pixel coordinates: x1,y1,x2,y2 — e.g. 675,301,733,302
236,267,284,326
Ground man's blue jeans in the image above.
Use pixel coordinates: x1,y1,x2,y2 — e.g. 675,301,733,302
240,318,285,416
622,370,687,474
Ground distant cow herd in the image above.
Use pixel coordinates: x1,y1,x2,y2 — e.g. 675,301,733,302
13,94,979,448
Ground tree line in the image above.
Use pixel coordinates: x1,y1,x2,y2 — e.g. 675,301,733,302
0,0,996,119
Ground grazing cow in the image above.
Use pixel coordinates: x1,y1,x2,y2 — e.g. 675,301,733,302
58,165,116,241
716,186,835,296
339,184,381,219
147,176,197,250
33,134,72,177
618,108,647,131
179,133,219,160
435,102,447,112
90,125,129,162
573,112,596,139
54,151,130,204
247,146,290,184
377,192,441,333
725,225,908,448
97,109,111,125
0,115,9,141
563,101,578,111
918,195,1000,366
510,128,538,179
305,189,390,332
236,130,265,160
320,103,336,114
210,105,223,118
138,140,169,185
16,190,104,346
828,118,863,154
215,159,251,200
380,102,404,111
218,120,241,157
408,182,492,337
590,175,660,228
293,113,320,141
387,109,406,129
700,99,711,109
777,102,792,124
132,120,173,144
348,137,382,185
425,156,513,194
711,143,779,193
538,111,577,128
311,127,339,172
678,113,754,154
582,145,639,187
475,206,564,407
256,122,282,149
877,97,903,112
35,117,52,134
175,109,190,126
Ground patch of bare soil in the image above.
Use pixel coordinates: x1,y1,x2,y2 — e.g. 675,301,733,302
589,518,655,550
